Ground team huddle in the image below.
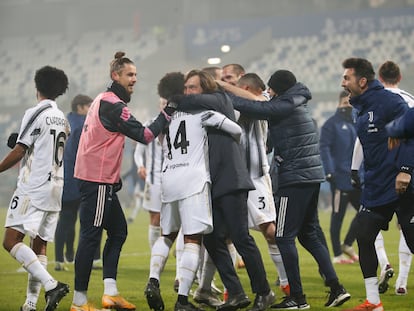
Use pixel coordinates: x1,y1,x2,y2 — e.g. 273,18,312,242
0,52,413,311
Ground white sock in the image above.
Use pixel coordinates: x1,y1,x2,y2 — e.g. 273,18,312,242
148,225,161,249
227,242,237,268
10,243,57,291
25,254,47,308
365,277,380,305
196,245,205,283
397,231,413,288
104,278,119,296
73,290,88,306
175,231,184,281
149,237,172,280
178,243,200,297
199,251,216,290
374,232,389,270
268,243,288,286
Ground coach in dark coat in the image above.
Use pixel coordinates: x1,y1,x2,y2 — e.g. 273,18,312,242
219,70,350,308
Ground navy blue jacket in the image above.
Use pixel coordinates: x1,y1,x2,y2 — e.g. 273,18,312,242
230,82,325,188
351,79,413,207
319,108,357,191
62,112,85,201
386,107,414,139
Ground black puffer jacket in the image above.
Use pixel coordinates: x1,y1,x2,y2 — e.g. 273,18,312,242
230,82,325,187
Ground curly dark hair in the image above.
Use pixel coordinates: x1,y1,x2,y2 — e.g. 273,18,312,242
157,72,185,99
34,65,69,100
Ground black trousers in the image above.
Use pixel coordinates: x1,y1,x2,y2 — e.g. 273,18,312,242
74,181,127,291
55,199,101,263
356,192,414,279
55,199,79,263
275,183,339,296
329,187,361,256
203,190,270,296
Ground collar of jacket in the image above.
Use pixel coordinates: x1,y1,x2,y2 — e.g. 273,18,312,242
350,79,383,112
107,81,131,103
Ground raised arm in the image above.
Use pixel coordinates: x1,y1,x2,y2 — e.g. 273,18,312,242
200,110,242,143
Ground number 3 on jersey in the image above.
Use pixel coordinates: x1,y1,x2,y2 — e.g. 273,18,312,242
166,120,190,159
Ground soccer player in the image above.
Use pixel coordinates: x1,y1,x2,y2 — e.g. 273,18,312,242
1,65,70,311
171,70,275,311
145,71,242,311
70,51,174,311
218,69,350,309
235,73,290,295
351,60,414,296
341,57,414,311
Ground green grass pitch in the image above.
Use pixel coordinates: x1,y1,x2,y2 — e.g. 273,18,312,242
0,204,412,310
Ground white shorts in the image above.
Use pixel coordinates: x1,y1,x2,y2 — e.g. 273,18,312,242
160,182,213,236
143,182,162,213
247,173,276,230
4,192,59,242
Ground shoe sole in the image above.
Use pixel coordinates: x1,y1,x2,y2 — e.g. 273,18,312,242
194,296,223,308
271,305,310,310
326,292,351,307
378,269,394,294
145,288,164,311
217,300,251,311
45,284,70,311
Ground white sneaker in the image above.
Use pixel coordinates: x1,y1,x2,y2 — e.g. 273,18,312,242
55,261,68,271
211,279,223,295
20,302,36,311
395,286,407,295
193,287,223,308
341,244,359,262
333,254,354,264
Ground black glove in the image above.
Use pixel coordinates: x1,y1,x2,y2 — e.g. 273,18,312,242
7,133,18,149
351,170,361,189
164,100,178,116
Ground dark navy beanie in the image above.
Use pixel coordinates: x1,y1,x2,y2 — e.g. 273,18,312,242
268,70,296,95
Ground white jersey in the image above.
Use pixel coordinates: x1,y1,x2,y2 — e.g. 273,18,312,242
386,87,414,108
161,111,210,202
134,130,163,186
15,99,68,211
240,118,269,178
239,116,275,228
